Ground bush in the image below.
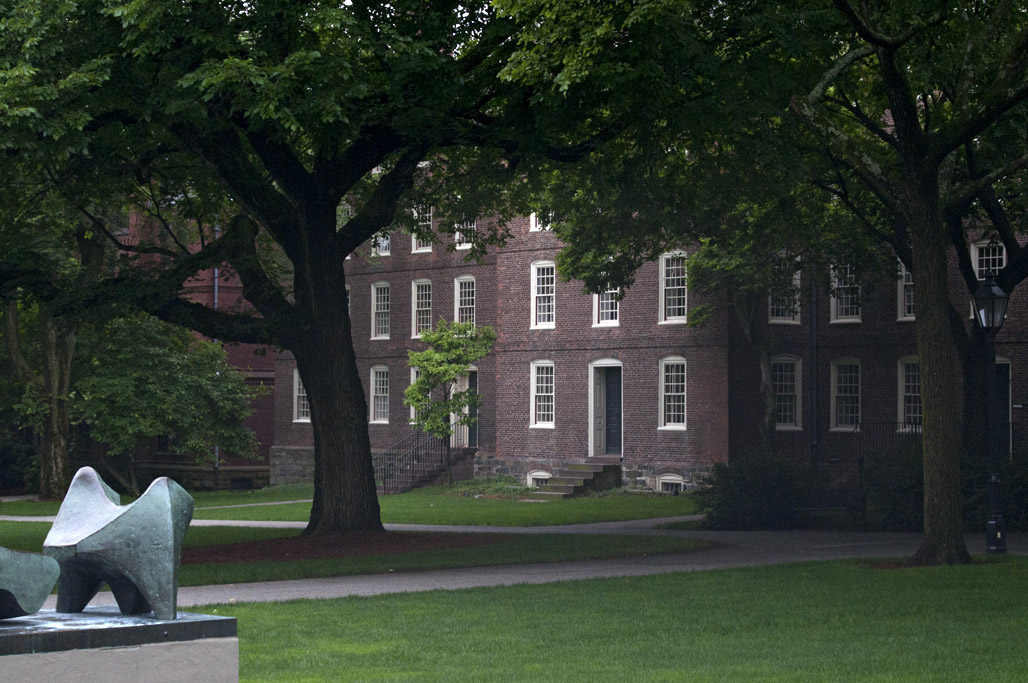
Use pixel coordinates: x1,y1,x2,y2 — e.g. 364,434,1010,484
695,453,812,530
0,437,36,493
863,440,924,532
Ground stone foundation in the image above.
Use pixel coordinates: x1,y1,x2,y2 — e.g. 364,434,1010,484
475,453,710,491
269,446,315,485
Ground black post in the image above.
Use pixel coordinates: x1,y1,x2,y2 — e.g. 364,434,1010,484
984,331,1007,554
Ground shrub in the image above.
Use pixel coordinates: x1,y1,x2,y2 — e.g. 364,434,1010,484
695,453,812,530
862,440,924,532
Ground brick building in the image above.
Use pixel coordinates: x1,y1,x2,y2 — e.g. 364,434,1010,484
269,214,1028,491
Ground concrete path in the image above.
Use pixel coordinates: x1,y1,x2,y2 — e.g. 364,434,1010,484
25,514,1024,609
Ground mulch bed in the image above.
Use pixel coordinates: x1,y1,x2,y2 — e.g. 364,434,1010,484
182,531,502,564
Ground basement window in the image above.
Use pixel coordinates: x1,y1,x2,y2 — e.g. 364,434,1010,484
656,474,684,494
527,470,552,487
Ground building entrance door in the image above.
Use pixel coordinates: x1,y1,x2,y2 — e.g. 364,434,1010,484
590,361,622,457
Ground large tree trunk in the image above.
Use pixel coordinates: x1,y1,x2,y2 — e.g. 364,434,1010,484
37,310,75,499
292,255,383,535
907,173,971,565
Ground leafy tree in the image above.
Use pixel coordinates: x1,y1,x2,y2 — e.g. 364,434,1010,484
72,314,261,494
0,0,694,532
405,321,496,484
542,1,1028,565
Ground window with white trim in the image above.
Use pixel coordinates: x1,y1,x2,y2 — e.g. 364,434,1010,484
530,361,555,427
593,288,619,326
455,276,476,325
771,356,802,430
830,265,861,322
527,470,552,487
412,205,433,253
659,252,687,323
409,367,421,423
769,263,801,323
411,279,432,338
371,282,390,339
454,220,476,250
371,232,391,256
973,240,1006,280
531,261,556,329
659,356,687,429
293,370,310,422
656,473,685,494
831,360,860,430
370,365,389,423
336,202,352,231
529,212,552,232
897,262,915,320
898,357,922,430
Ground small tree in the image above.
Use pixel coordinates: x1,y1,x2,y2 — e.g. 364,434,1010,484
405,321,496,484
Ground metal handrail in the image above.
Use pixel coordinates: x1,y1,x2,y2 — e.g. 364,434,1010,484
372,430,448,492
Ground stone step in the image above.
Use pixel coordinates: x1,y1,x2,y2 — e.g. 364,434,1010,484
537,483,580,495
530,490,572,499
547,476,587,486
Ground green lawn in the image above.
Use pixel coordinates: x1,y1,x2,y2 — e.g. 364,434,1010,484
0,521,299,553
193,486,699,526
212,557,1028,682
0,520,710,586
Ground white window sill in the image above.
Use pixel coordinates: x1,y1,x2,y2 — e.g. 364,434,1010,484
593,321,620,328
411,248,432,254
769,319,801,325
455,245,472,251
658,424,687,431
658,319,688,326
371,335,390,341
529,423,555,429
369,419,389,425
897,316,915,322
829,318,862,324
530,324,556,330
830,426,860,433
411,334,424,340
775,425,802,432
293,418,311,424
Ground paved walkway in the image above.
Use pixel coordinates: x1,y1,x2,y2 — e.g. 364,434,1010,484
14,511,1021,609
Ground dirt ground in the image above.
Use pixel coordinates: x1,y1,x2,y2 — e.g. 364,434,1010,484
182,531,501,564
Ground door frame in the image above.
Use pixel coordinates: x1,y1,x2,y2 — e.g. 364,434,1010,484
588,358,623,457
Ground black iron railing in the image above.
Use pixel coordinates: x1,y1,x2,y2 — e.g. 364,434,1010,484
372,430,449,493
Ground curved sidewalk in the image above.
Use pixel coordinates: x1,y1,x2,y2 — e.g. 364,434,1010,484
32,516,1024,609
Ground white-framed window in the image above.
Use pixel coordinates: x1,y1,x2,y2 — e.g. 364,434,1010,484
527,470,552,487
659,356,687,429
529,212,552,232
336,202,352,231
454,220,476,250
973,240,1006,279
409,366,421,423
370,365,389,423
593,288,620,327
371,282,390,339
898,356,922,431
455,276,476,325
771,355,802,430
371,232,391,256
531,261,556,329
897,262,915,321
830,265,861,322
769,265,801,324
411,279,432,338
656,473,685,494
530,360,555,427
659,252,688,324
412,205,433,253
293,369,310,422
831,359,861,430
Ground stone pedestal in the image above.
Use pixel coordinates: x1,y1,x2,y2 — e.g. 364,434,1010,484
0,606,237,683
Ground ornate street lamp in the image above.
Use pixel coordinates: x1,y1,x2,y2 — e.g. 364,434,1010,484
973,277,1009,554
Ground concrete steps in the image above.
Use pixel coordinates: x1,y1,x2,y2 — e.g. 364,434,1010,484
535,459,623,498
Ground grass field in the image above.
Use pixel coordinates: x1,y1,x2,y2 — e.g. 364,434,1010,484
214,557,1028,682
192,486,700,526
0,520,710,586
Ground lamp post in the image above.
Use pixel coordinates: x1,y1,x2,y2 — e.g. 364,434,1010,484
973,277,1009,554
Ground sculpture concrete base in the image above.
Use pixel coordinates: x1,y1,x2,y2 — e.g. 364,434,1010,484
0,606,237,683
